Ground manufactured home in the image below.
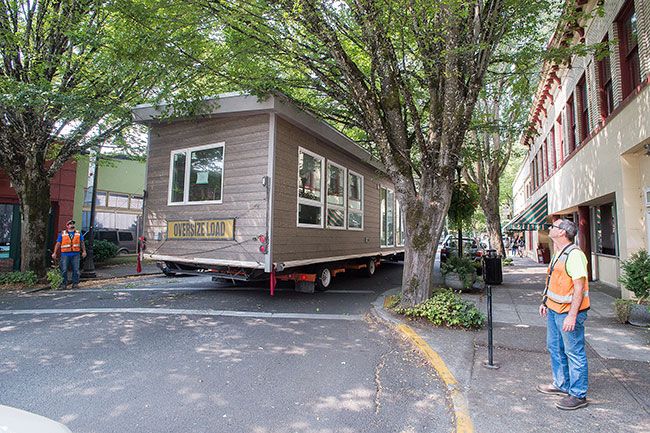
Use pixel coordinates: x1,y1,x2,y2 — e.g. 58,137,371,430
133,94,404,292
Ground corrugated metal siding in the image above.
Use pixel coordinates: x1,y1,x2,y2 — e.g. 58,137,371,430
272,117,402,263
145,114,269,265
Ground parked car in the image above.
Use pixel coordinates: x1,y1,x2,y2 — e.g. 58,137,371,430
439,235,482,262
89,228,137,254
0,405,72,433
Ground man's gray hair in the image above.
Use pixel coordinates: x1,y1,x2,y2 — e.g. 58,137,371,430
557,219,578,240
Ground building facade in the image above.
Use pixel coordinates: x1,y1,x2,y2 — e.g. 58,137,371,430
0,161,77,271
510,0,650,296
73,155,145,233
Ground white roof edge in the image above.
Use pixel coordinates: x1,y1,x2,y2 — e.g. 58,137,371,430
131,94,385,172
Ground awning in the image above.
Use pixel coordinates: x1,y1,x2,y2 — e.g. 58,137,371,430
503,195,549,231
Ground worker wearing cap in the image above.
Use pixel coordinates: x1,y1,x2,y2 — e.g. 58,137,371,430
537,218,590,410
52,220,87,289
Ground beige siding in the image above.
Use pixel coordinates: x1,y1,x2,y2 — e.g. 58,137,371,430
271,117,402,264
145,114,269,265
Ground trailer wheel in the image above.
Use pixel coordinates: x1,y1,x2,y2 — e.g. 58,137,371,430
364,258,376,277
315,266,332,291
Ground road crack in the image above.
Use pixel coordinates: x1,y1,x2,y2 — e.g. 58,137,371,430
374,351,388,415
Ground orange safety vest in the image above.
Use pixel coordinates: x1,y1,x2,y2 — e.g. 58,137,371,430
543,244,590,314
60,230,81,253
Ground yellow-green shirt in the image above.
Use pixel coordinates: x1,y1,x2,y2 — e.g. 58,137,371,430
551,248,588,280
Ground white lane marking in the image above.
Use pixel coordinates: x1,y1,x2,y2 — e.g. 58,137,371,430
55,287,375,294
0,308,364,321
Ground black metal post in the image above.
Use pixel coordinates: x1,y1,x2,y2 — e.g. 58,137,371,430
483,283,500,369
81,150,100,278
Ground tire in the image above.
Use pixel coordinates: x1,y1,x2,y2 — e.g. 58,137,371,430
364,258,376,277
315,266,332,291
117,248,129,255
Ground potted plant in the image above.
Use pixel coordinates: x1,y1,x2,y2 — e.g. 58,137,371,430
441,256,476,291
618,250,650,327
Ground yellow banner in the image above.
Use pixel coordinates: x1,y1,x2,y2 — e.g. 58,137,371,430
167,219,235,240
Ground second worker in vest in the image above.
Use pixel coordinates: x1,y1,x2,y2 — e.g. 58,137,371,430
52,219,87,289
537,218,590,410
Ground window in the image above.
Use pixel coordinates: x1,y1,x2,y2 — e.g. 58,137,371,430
118,232,134,241
566,94,576,153
169,143,224,205
618,1,640,99
130,196,143,210
297,148,324,227
326,162,346,229
555,116,563,164
593,202,617,256
98,231,118,242
347,171,364,230
551,128,557,171
597,38,614,121
84,189,107,207
395,199,405,246
380,187,395,247
108,193,129,208
576,75,590,143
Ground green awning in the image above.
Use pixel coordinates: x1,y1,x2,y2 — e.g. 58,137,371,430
503,195,548,231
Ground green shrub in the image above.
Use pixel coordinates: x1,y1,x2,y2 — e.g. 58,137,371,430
502,257,514,266
619,250,650,303
47,269,64,290
0,271,38,287
441,256,477,289
92,240,118,262
395,290,485,329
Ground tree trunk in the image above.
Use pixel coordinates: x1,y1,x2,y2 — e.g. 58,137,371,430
481,189,505,257
15,173,52,277
400,187,452,307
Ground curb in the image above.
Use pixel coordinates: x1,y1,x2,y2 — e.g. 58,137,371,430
371,290,474,433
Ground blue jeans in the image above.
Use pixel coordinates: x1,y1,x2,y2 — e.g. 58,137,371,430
546,309,588,398
60,254,81,287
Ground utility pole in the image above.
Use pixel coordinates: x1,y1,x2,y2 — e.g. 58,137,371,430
81,148,100,278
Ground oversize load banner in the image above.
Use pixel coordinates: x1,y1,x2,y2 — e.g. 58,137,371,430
167,219,235,240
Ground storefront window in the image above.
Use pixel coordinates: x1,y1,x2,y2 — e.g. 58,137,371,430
594,202,617,256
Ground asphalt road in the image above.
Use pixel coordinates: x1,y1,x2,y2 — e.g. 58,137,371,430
0,262,454,433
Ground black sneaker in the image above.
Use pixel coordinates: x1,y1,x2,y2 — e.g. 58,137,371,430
556,395,588,410
536,384,568,396
71,284,79,289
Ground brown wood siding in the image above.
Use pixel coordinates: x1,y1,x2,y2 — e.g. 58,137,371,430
145,114,269,265
271,117,402,264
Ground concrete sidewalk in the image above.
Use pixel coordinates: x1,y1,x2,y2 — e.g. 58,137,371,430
374,257,650,433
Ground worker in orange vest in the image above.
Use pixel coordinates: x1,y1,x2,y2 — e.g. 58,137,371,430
537,218,590,410
51,219,87,289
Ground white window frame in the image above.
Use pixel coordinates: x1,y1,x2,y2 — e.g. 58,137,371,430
297,147,325,228
326,161,347,230
167,142,225,206
347,170,364,231
380,186,395,247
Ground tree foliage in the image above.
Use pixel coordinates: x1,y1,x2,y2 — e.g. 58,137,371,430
0,0,227,274
448,182,480,230
201,0,554,306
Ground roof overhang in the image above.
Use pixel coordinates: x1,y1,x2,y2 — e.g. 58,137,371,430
132,93,385,172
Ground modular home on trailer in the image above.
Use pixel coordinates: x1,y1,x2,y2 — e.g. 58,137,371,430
133,94,404,292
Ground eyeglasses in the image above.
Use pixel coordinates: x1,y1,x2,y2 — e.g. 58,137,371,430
550,224,563,230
